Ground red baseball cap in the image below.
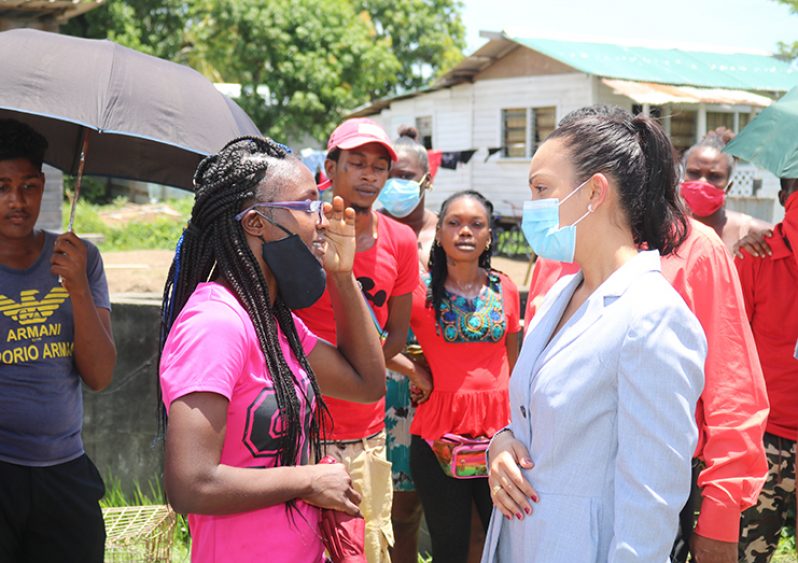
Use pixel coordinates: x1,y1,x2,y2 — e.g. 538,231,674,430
318,118,397,190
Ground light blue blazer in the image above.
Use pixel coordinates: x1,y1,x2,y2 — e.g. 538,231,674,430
481,250,706,563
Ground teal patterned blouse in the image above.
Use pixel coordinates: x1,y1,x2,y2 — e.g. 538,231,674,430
424,271,508,343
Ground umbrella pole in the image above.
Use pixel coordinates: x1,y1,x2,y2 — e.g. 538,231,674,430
66,130,90,232
60,130,89,286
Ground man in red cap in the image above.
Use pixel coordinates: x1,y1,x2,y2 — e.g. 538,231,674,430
296,118,419,562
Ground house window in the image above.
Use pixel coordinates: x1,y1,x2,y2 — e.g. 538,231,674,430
738,112,754,131
415,116,433,149
706,111,735,133
502,106,556,158
632,105,663,120
670,110,697,153
503,108,527,158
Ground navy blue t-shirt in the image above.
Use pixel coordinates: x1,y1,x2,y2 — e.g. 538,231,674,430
0,231,110,466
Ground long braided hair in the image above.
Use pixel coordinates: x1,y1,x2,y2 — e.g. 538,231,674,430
159,136,329,470
427,190,494,324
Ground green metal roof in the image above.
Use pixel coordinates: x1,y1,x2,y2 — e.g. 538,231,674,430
514,37,798,92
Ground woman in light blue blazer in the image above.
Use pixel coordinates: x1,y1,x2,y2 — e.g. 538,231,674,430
482,109,707,562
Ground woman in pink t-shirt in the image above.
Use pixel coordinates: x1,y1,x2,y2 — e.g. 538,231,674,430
159,137,387,562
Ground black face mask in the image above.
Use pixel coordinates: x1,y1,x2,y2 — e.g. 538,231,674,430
260,221,326,310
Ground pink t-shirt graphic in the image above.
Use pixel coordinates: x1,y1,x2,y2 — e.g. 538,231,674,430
160,282,324,562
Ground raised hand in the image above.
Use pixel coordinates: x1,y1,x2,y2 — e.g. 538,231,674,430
321,196,356,274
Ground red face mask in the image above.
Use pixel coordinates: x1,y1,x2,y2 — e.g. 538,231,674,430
680,180,726,217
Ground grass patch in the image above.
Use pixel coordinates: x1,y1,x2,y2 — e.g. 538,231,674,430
102,477,190,562
62,197,193,252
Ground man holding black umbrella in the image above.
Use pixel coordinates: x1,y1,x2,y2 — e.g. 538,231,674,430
0,119,116,562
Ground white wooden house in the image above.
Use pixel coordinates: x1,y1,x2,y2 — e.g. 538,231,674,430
351,32,798,222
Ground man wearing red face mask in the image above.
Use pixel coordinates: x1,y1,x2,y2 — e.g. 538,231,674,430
736,178,798,563
680,129,771,254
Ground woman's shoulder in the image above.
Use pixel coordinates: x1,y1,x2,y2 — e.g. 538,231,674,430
176,282,251,332
624,270,702,335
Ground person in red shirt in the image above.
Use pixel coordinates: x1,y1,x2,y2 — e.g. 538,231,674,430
737,178,798,563
406,190,520,563
522,105,768,563
295,118,419,562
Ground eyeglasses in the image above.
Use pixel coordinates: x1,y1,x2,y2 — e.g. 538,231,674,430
234,199,324,223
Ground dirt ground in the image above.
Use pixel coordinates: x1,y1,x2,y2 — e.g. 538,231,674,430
103,250,534,295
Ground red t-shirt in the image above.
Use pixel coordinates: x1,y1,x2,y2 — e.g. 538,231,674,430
736,213,798,440
295,213,418,440
523,218,769,542
409,271,520,441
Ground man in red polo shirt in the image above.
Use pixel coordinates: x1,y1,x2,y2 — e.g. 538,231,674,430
737,178,798,563
296,118,418,563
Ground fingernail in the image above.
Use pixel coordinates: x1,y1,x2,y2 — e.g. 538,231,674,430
505,514,511,521
516,513,523,520
531,495,539,503
524,507,531,515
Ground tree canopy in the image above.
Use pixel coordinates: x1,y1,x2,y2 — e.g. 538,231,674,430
63,0,465,143
774,0,798,59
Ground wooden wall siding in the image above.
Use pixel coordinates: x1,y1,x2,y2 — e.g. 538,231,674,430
371,73,635,216
476,46,577,81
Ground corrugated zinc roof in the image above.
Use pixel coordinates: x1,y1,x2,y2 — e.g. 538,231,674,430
514,37,798,92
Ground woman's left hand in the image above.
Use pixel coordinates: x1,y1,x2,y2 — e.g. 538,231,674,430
321,196,356,274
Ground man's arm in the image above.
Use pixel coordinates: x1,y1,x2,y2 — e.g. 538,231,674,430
51,232,116,391
382,292,412,361
687,248,768,545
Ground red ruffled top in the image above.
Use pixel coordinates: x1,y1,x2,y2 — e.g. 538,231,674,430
409,272,520,441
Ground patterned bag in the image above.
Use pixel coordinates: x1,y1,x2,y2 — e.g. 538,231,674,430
426,434,489,479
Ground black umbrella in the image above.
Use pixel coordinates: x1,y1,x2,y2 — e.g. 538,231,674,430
0,28,262,228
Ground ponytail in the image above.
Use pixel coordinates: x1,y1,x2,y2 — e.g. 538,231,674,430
631,115,687,255
548,108,688,255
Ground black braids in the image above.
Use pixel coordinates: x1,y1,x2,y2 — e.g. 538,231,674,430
211,185,307,470
274,301,330,460
160,135,327,475
427,238,448,326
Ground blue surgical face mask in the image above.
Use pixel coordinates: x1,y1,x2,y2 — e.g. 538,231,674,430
378,175,427,218
521,180,592,263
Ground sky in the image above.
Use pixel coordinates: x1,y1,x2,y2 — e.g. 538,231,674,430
461,0,798,55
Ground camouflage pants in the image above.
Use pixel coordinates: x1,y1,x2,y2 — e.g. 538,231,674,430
739,432,796,563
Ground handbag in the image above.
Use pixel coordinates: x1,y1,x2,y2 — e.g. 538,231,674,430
426,433,490,479
317,456,366,563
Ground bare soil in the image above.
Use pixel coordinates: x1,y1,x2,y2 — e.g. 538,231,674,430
102,250,534,296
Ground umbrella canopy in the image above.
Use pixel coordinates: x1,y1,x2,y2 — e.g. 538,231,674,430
724,86,798,178
0,28,262,191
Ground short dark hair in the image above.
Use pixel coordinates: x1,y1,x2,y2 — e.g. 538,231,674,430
683,129,736,179
547,108,688,256
326,147,341,162
781,178,798,193
394,127,429,174
0,119,48,170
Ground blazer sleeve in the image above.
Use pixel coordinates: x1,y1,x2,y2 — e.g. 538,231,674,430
609,303,706,562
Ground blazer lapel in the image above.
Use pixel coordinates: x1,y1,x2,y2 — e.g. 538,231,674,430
536,285,607,370
534,251,663,371
517,273,583,384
